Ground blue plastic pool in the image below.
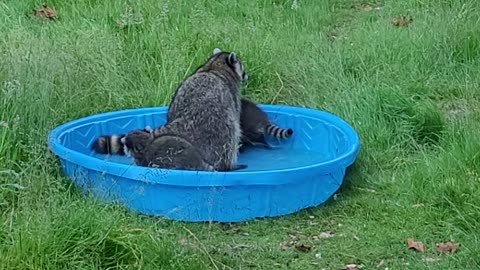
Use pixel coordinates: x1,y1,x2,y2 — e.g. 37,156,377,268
48,105,360,222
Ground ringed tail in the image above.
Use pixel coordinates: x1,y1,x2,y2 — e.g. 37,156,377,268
265,124,293,139
90,134,126,155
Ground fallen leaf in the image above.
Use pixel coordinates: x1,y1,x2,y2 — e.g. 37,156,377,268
32,4,57,19
422,257,440,263
436,241,460,253
391,16,413,27
294,243,311,253
407,238,425,252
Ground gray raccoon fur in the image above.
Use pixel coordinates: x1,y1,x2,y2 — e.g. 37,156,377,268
121,128,215,171
155,48,248,171
239,98,293,151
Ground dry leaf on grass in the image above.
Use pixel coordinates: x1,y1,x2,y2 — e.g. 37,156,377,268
391,16,413,27
32,4,57,19
407,238,425,252
294,243,311,253
436,241,460,253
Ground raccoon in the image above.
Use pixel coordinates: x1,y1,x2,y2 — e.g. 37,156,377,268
239,98,293,151
156,48,248,171
90,126,153,155
120,128,216,171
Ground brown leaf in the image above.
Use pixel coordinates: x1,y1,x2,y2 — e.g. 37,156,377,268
391,16,412,27
294,243,311,253
436,241,460,253
32,4,57,19
407,238,425,252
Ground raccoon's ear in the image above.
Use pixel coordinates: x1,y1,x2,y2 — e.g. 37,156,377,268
213,48,222,55
227,53,238,66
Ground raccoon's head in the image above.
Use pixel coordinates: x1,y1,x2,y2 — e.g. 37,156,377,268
120,127,154,158
210,48,248,82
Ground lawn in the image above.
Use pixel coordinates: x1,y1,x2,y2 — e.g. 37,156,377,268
1,0,480,269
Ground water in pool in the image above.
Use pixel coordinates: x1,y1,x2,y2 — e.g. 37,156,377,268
91,145,331,172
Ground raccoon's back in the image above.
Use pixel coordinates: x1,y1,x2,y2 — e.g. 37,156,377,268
168,72,241,121
165,72,242,170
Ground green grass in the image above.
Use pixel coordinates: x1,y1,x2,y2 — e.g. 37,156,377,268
1,0,480,269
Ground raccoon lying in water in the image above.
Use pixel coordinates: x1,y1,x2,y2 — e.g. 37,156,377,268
120,128,215,171
239,98,293,151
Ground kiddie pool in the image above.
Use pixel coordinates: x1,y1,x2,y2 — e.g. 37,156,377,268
48,105,360,222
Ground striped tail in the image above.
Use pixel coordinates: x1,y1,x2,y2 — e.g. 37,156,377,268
90,134,126,155
265,124,293,139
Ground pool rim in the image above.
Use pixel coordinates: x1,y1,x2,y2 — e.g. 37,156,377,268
48,105,360,187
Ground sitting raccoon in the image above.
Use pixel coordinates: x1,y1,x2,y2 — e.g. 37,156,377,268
120,127,215,171
92,48,248,171
239,98,293,151
155,48,248,171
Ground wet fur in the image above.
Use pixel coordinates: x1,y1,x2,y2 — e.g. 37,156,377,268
122,129,215,171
